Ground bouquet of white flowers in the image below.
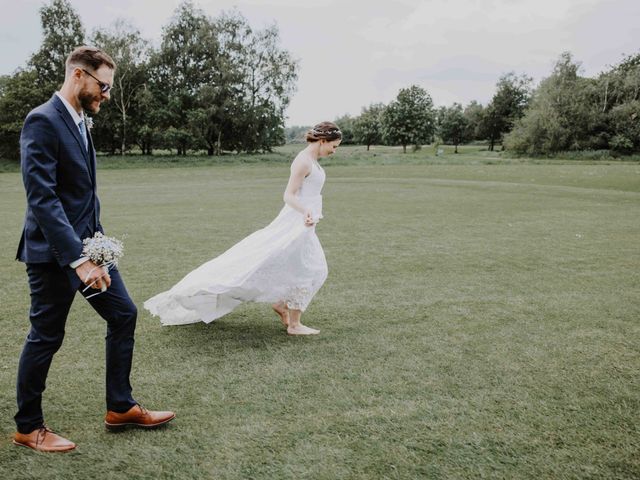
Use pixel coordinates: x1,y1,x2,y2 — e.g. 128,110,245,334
81,232,124,296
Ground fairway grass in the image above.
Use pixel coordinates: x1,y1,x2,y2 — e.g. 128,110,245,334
0,158,638,479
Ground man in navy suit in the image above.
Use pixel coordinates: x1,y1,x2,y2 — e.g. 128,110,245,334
13,46,174,452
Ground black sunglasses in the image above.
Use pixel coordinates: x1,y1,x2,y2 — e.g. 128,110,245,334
82,68,112,93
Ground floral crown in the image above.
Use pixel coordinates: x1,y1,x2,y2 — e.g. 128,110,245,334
311,127,341,137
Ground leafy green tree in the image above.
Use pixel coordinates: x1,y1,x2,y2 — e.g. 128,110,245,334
463,100,485,141
437,103,470,153
353,103,385,150
163,126,195,155
505,53,600,154
285,125,310,143
195,10,251,155
382,85,435,153
598,53,640,112
0,70,40,159
237,19,298,152
334,114,356,144
92,20,150,154
150,5,297,155
149,1,220,154
0,0,85,160
134,85,163,154
189,82,243,155
597,52,640,153
29,0,85,101
480,72,532,150
608,100,640,153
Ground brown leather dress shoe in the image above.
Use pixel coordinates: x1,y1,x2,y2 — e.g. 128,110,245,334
105,404,175,431
13,426,76,452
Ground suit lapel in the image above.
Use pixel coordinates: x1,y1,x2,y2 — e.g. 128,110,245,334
86,128,97,185
51,96,94,184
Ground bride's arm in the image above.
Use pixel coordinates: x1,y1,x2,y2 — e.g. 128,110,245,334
283,157,310,214
283,158,315,225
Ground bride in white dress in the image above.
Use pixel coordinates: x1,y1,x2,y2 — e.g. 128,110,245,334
144,122,342,335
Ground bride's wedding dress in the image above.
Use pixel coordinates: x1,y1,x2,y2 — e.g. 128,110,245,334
144,161,328,325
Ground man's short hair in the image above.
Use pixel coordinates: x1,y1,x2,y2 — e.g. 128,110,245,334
65,46,116,75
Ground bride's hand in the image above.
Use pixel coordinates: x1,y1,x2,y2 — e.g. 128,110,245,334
304,210,316,227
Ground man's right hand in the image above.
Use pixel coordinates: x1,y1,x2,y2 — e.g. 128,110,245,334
75,260,111,290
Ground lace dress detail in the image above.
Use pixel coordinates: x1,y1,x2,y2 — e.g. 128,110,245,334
286,287,312,311
145,158,328,325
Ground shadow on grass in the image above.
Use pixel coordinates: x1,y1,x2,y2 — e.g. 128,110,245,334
152,313,326,354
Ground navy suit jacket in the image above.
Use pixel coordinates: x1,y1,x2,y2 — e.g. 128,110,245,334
16,94,101,267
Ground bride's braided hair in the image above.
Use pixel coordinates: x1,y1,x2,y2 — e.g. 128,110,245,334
306,121,342,142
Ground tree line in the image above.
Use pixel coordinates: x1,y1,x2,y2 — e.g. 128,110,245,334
289,52,639,156
0,0,297,160
1,0,638,160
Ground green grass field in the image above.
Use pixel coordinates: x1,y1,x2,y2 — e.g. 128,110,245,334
0,147,639,479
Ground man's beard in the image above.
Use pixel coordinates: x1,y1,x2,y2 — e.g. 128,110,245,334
79,89,101,114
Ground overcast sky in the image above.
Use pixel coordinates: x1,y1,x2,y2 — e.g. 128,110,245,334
1,0,638,126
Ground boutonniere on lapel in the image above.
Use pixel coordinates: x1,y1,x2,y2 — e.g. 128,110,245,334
85,116,94,130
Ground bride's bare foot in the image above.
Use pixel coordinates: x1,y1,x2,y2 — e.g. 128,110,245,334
272,303,289,327
287,324,320,335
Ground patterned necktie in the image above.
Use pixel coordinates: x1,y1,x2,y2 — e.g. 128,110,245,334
78,120,88,151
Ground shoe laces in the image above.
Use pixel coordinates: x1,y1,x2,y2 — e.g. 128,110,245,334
36,425,53,447
137,404,149,415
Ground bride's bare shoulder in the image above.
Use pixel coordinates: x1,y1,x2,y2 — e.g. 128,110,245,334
291,150,313,171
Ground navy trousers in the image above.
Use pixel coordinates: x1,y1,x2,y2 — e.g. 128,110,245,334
15,263,138,434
